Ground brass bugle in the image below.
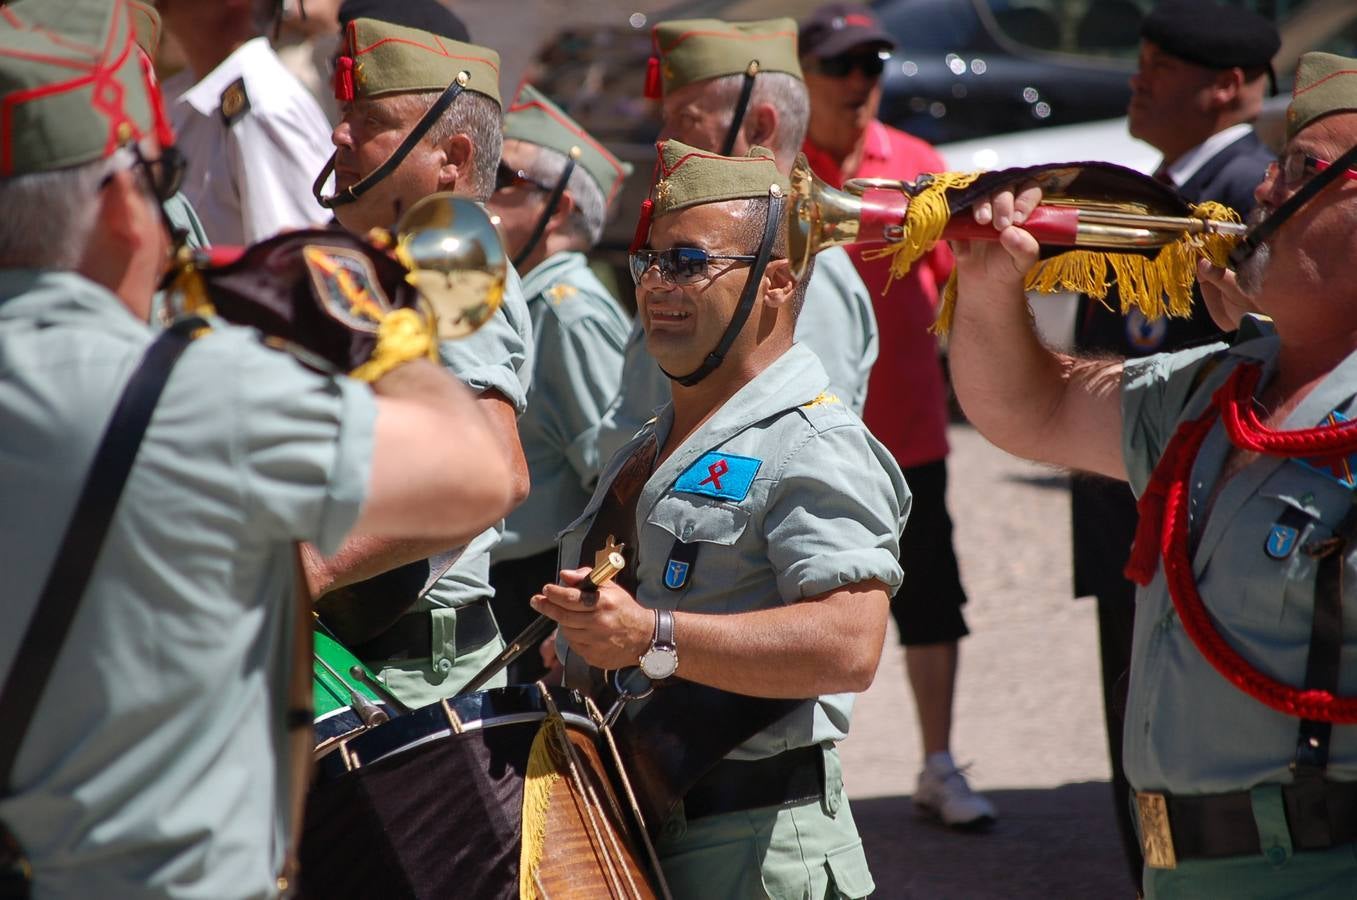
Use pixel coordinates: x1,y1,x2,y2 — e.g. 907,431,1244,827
787,156,1248,279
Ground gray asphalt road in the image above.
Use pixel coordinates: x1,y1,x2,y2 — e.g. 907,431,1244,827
842,424,1135,899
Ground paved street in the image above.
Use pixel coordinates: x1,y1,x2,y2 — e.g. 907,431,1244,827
842,424,1134,898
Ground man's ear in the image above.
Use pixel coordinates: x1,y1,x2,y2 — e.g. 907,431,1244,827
438,133,475,189
761,258,797,308
1209,67,1244,108
548,190,576,232
744,102,780,149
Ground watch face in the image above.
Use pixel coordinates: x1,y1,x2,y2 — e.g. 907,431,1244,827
640,648,678,680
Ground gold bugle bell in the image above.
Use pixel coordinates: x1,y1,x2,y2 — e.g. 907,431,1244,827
787,154,1248,280
390,192,506,340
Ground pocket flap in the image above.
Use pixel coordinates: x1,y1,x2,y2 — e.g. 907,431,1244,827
824,840,875,898
652,494,751,547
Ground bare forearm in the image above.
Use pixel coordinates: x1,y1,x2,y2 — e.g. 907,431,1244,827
301,534,459,597
671,586,889,698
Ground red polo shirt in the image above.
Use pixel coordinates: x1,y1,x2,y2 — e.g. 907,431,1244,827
802,119,953,469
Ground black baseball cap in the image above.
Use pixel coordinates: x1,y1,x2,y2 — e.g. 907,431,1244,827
337,0,470,42
1140,0,1278,71
798,2,896,59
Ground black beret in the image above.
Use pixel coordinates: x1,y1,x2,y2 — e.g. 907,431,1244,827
337,0,469,42
1141,0,1279,70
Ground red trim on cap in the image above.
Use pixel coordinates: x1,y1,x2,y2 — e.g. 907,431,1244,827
656,26,797,54
0,6,22,27
1294,68,1357,97
629,198,653,253
657,144,773,177
333,55,355,101
508,93,628,203
842,14,876,27
0,2,144,176
353,33,500,75
138,50,175,149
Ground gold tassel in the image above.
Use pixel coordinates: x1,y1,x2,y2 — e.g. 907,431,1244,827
347,307,439,382
860,171,980,294
519,715,566,900
931,199,1243,335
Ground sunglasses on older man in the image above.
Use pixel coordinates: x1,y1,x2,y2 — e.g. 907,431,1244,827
1270,149,1357,190
628,247,759,285
814,49,889,79
494,161,553,193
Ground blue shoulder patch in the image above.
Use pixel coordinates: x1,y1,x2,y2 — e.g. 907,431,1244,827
674,451,761,502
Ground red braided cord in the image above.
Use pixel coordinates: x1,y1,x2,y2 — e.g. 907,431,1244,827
1129,361,1357,722
1220,363,1357,455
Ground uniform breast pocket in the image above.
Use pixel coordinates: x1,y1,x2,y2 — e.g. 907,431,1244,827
1205,465,1334,632
649,494,754,603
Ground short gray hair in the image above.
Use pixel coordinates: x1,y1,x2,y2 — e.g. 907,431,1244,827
516,143,609,248
390,89,503,201
730,196,813,317
707,71,809,160
0,150,129,270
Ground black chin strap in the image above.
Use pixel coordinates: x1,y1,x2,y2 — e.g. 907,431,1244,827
718,62,759,157
1229,142,1357,269
512,151,578,270
661,190,785,387
314,75,468,209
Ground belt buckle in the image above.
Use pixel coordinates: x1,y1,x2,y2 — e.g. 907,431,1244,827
1136,791,1178,869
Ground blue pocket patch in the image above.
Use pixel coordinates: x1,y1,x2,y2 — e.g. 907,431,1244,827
674,451,761,502
664,560,690,590
1265,524,1299,559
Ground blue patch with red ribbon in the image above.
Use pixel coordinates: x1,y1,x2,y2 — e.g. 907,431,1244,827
1298,410,1357,489
674,451,761,502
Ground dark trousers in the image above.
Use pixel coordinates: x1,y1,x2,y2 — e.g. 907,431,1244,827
488,547,559,685
1096,588,1142,894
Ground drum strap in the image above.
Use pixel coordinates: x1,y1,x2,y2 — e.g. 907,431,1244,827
0,318,205,892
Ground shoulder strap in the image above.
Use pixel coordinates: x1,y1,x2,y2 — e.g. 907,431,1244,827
0,317,205,795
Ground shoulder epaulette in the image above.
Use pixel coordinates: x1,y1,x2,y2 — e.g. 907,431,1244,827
219,77,250,127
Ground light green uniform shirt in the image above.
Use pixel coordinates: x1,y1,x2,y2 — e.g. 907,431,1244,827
0,271,374,898
1121,317,1357,796
596,246,877,467
495,251,629,562
373,263,535,707
559,343,907,759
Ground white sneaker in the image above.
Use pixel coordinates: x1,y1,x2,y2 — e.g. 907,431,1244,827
914,758,997,830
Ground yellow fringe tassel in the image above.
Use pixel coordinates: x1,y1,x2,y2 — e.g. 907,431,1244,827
519,715,566,900
860,171,981,295
931,199,1242,336
348,307,438,382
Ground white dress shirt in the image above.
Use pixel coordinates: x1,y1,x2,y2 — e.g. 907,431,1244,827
165,37,333,245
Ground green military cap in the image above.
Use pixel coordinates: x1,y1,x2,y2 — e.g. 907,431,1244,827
646,18,802,99
334,17,501,107
127,0,161,56
0,0,161,177
1286,52,1357,141
503,83,633,207
651,138,788,217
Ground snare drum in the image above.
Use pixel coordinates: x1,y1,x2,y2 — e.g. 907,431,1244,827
299,684,660,899
313,629,396,754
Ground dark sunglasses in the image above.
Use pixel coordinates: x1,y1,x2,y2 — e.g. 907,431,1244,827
628,247,758,285
1271,149,1357,190
815,50,889,79
101,143,186,202
495,161,553,192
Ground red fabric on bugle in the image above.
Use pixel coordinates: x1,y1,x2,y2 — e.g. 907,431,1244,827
942,204,1080,244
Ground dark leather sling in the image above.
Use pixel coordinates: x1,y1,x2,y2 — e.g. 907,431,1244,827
0,318,203,897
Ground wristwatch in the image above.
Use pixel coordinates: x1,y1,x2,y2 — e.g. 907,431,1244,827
638,609,679,680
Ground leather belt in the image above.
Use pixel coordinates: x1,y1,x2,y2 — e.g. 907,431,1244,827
350,599,497,663
1136,780,1357,868
682,745,824,821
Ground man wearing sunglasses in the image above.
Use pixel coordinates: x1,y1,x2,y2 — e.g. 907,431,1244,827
303,14,536,708
486,84,632,684
948,52,1357,897
534,139,908,899
799,2,996,830
1070,2,1280,887
0,0,514,894
596,16,879,469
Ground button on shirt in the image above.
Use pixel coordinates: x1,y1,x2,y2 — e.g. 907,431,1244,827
561,343,908,759
0,271,375,898
803,119,954,469
595,245,879,470
165,37,333,245
495,251,629,562
1121,319,1357,794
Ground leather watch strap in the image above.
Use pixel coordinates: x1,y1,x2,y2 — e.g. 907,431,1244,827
654,608,675,650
